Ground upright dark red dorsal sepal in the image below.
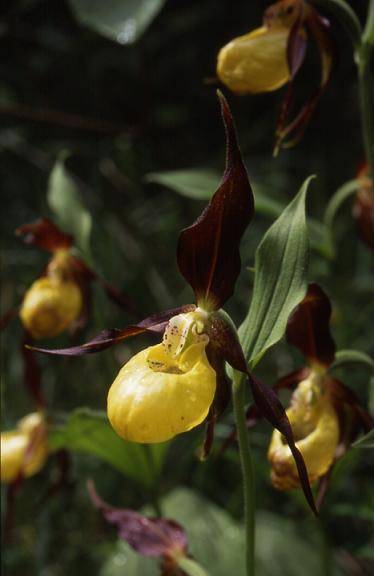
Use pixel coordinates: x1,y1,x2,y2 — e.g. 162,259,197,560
16,218,73,251
177,91,254,311
286,283,336,367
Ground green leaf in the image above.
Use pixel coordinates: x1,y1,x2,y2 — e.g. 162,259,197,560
352,429,374,449
331,349,374,371
69,0,165,44
47,154,92,259
239,177,313,369
49,408,166,487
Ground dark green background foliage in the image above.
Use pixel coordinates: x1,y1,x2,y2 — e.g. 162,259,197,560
1,1,373,575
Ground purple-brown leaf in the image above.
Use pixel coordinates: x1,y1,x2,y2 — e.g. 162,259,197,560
16,218,73,251
27,305,195,356
88,481,188,559
286,283,335,367
177,91,254,311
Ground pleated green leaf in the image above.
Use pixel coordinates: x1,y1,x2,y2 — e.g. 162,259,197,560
239,177,313,368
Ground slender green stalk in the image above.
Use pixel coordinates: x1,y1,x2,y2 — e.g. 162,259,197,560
357,43,374,178
232,370,255,576
177,557,210,576
311,0,374,177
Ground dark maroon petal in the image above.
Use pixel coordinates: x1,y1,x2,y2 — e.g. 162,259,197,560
274,367,311,392
200,414,217,460
287,17,307,79
249,375,318,515
307,7,334,92
16,218,73,251
22,332,44,407
316,467,333,510
27,305,195,356
245,368,310,428
88,481,188,559
286,283,336,366
206,311,248,374
177,91,254,310
328,378,374,433
274,8,334,154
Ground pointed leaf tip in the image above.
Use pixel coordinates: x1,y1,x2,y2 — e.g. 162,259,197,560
177,94,254,310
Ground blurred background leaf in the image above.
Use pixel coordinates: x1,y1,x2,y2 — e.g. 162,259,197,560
47,154,92,259
69,0,166,44
49,408,168,487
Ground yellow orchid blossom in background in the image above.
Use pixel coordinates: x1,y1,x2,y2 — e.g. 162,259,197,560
268,371,339,489
217,0,333,152
1,412,48,484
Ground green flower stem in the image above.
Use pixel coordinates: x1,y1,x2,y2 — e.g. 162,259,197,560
177,557,210,576
311,0,374,177
357,41,374,178
232,369,255,576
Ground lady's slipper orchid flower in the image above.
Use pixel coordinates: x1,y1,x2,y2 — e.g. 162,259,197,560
30,92,317,514
265,283,374,504
1,217,133,340
1,412,48,483
217,0,334,153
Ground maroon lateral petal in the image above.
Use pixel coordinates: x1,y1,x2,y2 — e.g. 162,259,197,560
249,375,318,515
206,311,248,374
22,332,44,407
246,367,310,427
274,7,334,153
16,218,73,251
177,91,254,311
88,481,188,559
316,467,333,510
328,377,374,433
287,16,307,79
200,414,217,460
27,305,195,356
307,6,334,91
286,283,336,367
